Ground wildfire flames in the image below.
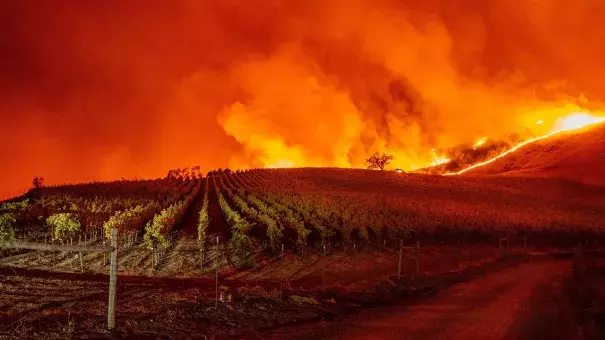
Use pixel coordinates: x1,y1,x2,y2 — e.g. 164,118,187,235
447,112,605,175
472,137,488,150
3,1,605,193
430,149,451,167
554,112,605,131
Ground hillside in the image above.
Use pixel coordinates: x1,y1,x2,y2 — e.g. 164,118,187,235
3,168,605,277
4,168,605,250
2,167,605,337
463,123,605,186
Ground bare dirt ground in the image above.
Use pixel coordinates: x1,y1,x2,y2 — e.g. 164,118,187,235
0,240,556,291
0,256,583,339
571,257,605,339
257,260,577,340
0,255,528,339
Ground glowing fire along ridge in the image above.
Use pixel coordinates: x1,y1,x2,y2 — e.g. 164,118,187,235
431,148,451,167
472,137,487,150
447,112,605,176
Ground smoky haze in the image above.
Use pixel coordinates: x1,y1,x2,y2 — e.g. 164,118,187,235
1,0,604,194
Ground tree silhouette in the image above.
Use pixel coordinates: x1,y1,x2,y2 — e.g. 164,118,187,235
32,176,44,189
365,153,394,170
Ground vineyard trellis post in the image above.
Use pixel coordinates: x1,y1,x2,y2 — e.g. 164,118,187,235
524,235,528,258
399,241,420,279
215,236,219,309
200,246,204,272
353,243,356,271
499,235,509,257
280,243,284,299
79,250,84,273
322,244,326,292
0,228,117,331
78,235,84,273
107,228,118,330
415,241,420,277
593,239,599,269
103,239,107,265
398,239,403,280
380,239,385,277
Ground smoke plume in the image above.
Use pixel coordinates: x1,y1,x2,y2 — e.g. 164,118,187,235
1,0,605,194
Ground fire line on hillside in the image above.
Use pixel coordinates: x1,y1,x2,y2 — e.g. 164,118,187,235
444,112,605,175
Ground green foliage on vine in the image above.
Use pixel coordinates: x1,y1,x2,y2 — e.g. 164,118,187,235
0,199,30,242
1,199,30,211
0,212,16,241
229,231,253,267
144,201,185,249
215,178,253,266
103,201,160,239
46,213,81,240
197,180,210,252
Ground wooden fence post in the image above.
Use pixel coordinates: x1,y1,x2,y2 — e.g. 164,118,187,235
215,236,219,309
107,228,118,330
77,235,83,273
524,235,528,258
507,235,510,254
353,243,356,271
103,239,107,265
79,251,84,273
415,241,420,277
322,244,326,292
398,239,403,280
1,235,116,328
499,236,508,258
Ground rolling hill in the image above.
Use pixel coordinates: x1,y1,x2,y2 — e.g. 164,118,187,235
463,123,605,187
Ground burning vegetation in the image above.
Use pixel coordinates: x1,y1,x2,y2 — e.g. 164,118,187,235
418,111,605,175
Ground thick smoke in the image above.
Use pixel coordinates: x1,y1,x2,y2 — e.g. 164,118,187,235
1,0,605,194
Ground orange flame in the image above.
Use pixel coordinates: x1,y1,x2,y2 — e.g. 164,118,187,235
430,149,451,167
447,112,605,175
472,137,488,150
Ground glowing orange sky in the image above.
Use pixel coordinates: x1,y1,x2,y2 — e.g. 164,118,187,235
2,0,605,195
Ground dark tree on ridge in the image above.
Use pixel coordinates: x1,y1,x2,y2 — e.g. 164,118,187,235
366,153,394,170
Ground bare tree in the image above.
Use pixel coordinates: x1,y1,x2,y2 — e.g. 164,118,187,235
32,176,44,189
365,153,394,170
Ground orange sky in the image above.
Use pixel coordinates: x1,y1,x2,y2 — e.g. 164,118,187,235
2,0,605,195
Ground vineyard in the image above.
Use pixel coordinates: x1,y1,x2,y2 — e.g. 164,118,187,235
1,167,604,337
1,168,604,278
209,168,605,250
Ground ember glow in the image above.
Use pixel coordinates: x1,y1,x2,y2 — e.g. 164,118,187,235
3,1,605,193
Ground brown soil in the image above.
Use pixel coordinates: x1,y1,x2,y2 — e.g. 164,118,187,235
0,256,581,339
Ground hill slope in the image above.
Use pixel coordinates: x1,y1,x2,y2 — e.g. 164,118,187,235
464,123,605,186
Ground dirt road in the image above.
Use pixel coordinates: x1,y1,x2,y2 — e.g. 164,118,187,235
262,260,578,340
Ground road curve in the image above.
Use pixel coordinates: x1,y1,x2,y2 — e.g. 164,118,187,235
264,260,576,340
